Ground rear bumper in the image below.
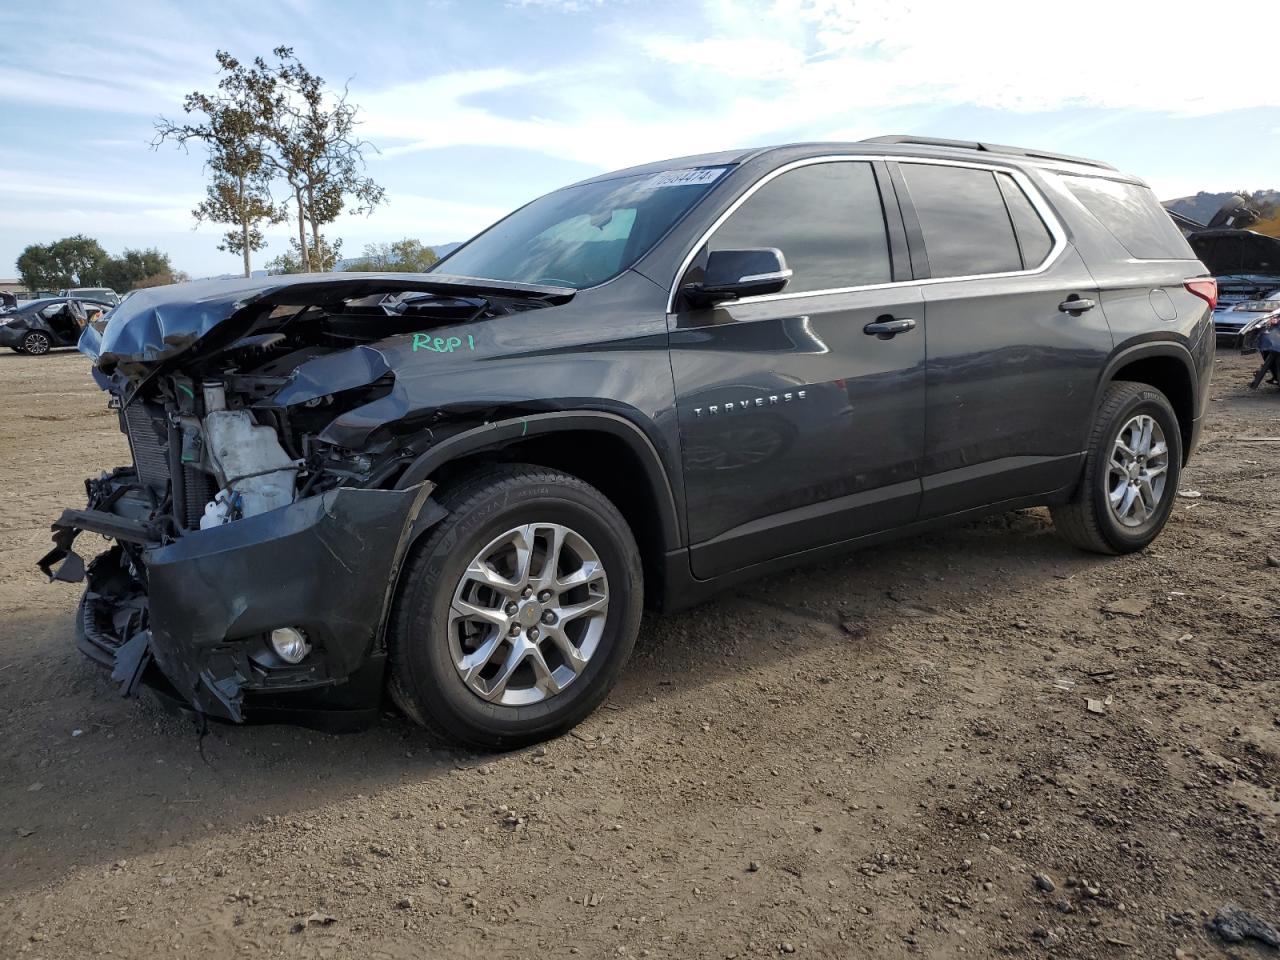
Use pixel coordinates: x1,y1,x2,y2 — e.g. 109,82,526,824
47,475,440,724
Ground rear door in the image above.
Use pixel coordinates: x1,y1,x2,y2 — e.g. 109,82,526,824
890,160,1113,518
668,158,927,579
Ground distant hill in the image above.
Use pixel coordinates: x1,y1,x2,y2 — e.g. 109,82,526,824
1163,190,1280,227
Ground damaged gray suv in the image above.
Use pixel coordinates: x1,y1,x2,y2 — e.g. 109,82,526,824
42,137,1216,748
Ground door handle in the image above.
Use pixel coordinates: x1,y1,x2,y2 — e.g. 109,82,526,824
1058,297,1096,313
863,317,917,338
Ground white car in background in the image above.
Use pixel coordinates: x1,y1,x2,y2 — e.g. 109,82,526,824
58,287,120,306
1214,291,1280,348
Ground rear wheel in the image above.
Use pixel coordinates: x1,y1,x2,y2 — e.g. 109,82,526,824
1051,381,1182,554
388,464,643,749
22,331,51,355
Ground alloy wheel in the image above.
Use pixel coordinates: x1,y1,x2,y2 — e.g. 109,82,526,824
1107,414,1169,527
23,332,50,355
447,523,609,706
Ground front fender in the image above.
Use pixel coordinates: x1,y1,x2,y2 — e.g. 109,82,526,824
395,410,684,551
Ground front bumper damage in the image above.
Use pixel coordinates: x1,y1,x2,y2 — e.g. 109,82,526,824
42,472,439,726
41,273,574,728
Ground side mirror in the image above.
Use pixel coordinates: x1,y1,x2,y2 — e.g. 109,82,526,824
683,248,792,307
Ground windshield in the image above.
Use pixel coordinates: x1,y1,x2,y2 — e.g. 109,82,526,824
436,167,730,289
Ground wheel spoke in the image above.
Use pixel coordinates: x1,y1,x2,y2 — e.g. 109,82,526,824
558,558,603,590
451,597,507,628
528,645,562,696
558,593,608,621
533,524,568,590
459,631,504,683
1137,417,1154,455
545,626,589,673
1117,483,1139,519
463,559,521,595
484,640,529,702
1136,478,1156,517
1108,482,1126,507
509,526,534,587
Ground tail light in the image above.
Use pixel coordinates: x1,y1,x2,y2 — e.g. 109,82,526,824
1184,277,1218,310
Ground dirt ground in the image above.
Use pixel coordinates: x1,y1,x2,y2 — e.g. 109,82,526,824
1,348,1277,960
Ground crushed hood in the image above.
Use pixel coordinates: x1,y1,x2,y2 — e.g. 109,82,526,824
80,272,575,374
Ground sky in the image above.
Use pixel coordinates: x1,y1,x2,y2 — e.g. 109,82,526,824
2,0,1279,280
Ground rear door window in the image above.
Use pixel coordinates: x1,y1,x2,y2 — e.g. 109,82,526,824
1062,175,1195,260
707,161,891,293
996,172,1055,269
899,164,1023,278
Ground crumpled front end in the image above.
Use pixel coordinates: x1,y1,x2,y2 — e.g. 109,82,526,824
40,274,570,724
59,477,432,723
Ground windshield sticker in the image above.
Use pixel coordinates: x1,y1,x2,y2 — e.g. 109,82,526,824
646,167,725,189
413,333,476,354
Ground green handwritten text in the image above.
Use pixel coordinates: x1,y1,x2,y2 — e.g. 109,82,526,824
413,333,476,354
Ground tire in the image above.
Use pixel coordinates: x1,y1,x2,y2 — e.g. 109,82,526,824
387,464,643,749
22,331,51,355
1051,380,1183,554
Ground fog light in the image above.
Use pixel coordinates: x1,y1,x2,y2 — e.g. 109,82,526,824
270,627,311,664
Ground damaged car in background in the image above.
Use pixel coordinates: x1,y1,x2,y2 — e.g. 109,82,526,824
42,138,1215,749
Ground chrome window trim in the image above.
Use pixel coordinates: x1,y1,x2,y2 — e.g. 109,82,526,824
666,154,1069,313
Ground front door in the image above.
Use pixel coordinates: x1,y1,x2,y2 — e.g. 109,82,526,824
668,159,927,580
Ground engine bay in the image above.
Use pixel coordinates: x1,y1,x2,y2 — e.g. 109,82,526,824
100,287,556,539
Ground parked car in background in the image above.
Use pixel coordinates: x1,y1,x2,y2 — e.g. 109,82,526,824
0,297,111,354
58,287,120,306
1185,229,1280,345
0,292,17,314
43,137,1214,747
1212,292,1280,348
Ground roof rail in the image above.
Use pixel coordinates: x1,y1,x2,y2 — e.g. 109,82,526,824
861,135,1116,171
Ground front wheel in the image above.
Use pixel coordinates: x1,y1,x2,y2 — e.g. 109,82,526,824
387,464,643,749
1051,380,1183,554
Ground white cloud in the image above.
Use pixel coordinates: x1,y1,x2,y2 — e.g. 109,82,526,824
330,191,511,243
3,0,1277,277
646,0,1280,117
356,0,1280,176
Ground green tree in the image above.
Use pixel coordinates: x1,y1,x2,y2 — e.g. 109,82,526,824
266,235,343,274
253,47,385,272
101,248,177,293
16,235,110,291
157,47,384,275
342,238,438,273
15,243,60,292
155,50,284,277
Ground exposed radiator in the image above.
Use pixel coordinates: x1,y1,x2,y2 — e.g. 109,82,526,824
122,403,170,489
181,465,214,528
122,402,216,529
